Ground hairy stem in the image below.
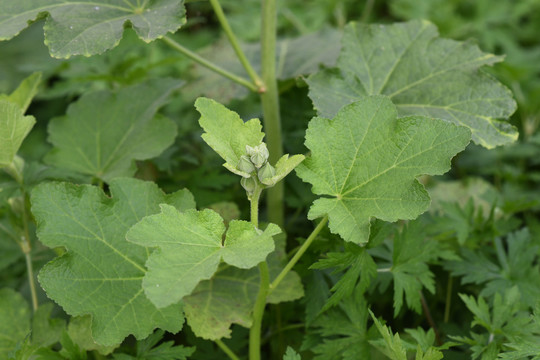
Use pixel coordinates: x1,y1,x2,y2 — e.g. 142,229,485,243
250,261,270,360
269,216,328,294
162,36,258,92
209,0,264,91
260,0,284,227
215,339,240,360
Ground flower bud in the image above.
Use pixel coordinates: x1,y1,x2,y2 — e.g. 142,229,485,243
240,176,257,195
246,143,269,168
237,155,256,174
258,163,276,186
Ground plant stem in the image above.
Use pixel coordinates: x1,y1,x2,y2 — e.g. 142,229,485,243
420,291,442,346
250,261,270,360
209,0,264,91
248,182,270,360
162,36,258,92
269,216,328,294
444,275,453,323
215,339,240,360
21,192,38,311
260,0,284,227
361,0,376,23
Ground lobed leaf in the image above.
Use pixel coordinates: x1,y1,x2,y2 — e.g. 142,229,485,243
0,0,186,58
45,79,181,182
307,20,517,148
296,95,470,244
32,178,194,346
126,205,280,309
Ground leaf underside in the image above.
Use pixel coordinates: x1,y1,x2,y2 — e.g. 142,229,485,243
307,20,517,148
296,95,471,244
0,0,186,58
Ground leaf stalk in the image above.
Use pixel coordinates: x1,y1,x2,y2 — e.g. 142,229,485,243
215,339,240,360
209,0,265,92
162,36,258,92
268,215,328,294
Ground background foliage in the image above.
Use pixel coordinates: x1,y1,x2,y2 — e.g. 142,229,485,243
0,0,539,359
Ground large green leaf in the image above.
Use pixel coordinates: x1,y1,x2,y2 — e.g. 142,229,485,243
0,288,30,358
296,95,470,245
0,0,186,58
45,79,180,182
183,234,304,340
126,205,280,308
31,178,195,346
307,20,517,148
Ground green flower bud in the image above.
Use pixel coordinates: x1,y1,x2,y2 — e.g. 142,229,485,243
237,155,256,174
246,143,269,168
258,162,276,186
240,176,257,195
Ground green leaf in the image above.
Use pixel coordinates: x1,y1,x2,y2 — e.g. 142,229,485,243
283,346,302,360
0,72,41,113
305,291,370,359
183,234,303,340
296,95,470,244
369,310,408,360
45,79,181,182
113,330,194,360
307,20,517,148
127,204,280,308
31,178,193,346
31,303,66,348
67,316,117,355
0,0,186,58
196,97,265,177
0,101,35,168
0,288,30,358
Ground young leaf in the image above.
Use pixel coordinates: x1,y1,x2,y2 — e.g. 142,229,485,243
0,0,186,58
113,330,194,360
369,311,407,360
0,72,41,113
45,79,181,182
196,97,265,176
307,20,517,148
126,205,280,308
296,95,470,244
0,100,35,168
0,288,30,358
31,178,194,346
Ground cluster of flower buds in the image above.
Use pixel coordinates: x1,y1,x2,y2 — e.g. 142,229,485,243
238,143,277,195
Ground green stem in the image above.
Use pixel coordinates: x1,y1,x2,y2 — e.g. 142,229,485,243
260,0,284,227
250,261,270,360
21,192,38,311
248,183,268,360
162,36,258,92
361,0,376,23
215,339,240,360
444,275,453,323
209,0,264,91
269,216,328,294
